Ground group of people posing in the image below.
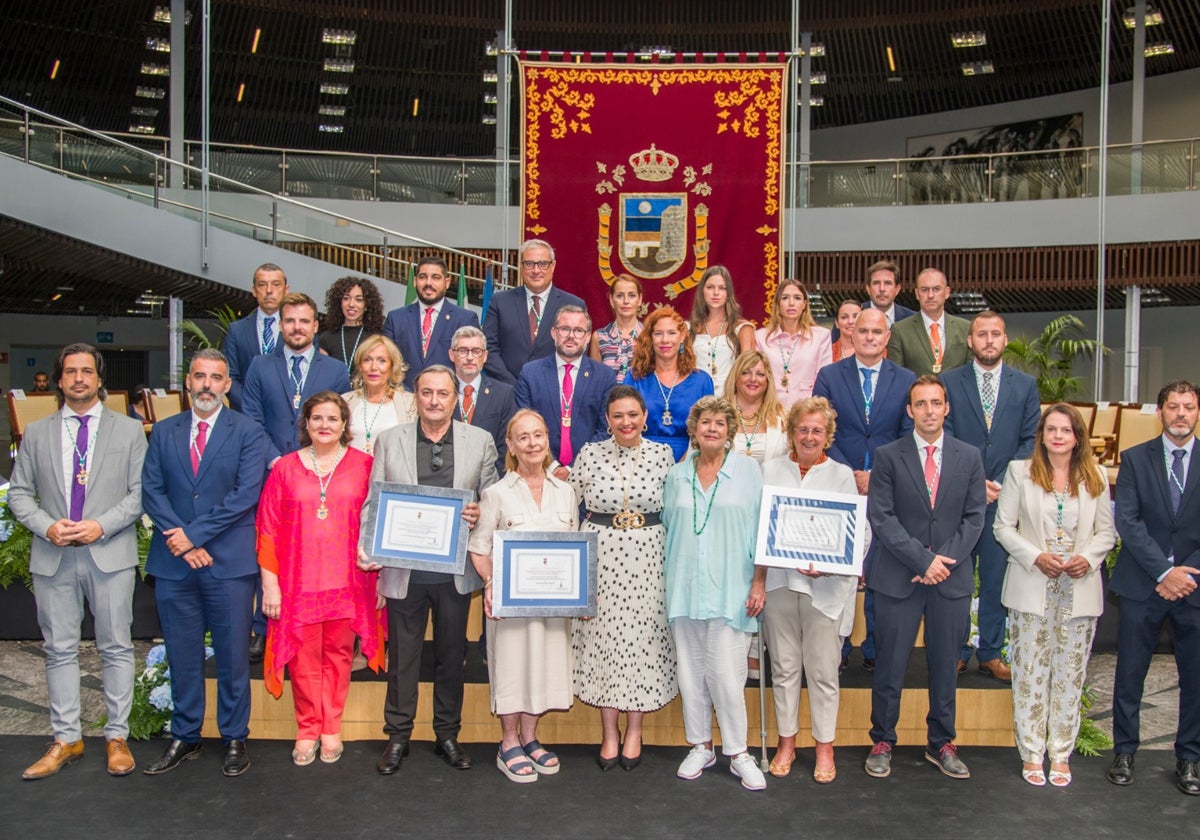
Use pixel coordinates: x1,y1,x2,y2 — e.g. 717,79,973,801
10,241,1199,799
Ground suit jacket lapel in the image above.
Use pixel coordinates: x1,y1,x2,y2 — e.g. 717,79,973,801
397,423,418,484
962,367,987,429
195,411,230,483
452,421,470,491
174,414,194,481
898,436,933,511
87,408,113,482
1146,439,1174,513
840,361,868,427
874,363,900,424
274,355,297,418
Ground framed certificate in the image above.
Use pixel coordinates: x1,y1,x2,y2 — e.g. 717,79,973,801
362,482,472,574
491,531,598,618
754,485,867,576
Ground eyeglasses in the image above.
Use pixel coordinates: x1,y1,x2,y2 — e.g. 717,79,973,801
521,260,553,271
553,327,589,337
452,347,486,357
430,442,444,471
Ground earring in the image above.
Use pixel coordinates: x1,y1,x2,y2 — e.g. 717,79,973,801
642,424,648,432
605,425,613,436
724,440,732,451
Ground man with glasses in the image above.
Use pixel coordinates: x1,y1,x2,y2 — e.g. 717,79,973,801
384,255,479,391
358,365,499,775
449,325,515,475
515,306,616,479
483,239,586,385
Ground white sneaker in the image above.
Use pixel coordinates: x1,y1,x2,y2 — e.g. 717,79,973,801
730,753,767,790
676,745,717,780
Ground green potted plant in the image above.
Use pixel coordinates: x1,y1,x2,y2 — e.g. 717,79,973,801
1003,314,1108,402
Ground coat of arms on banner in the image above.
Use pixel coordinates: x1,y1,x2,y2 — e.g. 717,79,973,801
595,144,713,298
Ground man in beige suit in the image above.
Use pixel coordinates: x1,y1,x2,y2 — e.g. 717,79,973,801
886,268,970,377
359,365,499,775
9,343,147,780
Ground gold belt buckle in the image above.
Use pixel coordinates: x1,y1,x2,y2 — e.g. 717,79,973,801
611,510,645,530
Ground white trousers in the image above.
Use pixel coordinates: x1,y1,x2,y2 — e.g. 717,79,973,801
672,616,750,756
762,588,841,742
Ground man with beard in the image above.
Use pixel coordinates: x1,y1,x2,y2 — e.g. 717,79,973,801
943,311,1040,681
139,349,270,777
10,343,146,779
384,256,479,391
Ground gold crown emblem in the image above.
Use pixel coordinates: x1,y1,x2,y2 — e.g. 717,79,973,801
629,144,679,182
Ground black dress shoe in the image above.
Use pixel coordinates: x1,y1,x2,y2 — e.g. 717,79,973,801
1177,760,1200,795
862,658,876,672
143,739,204,775
377,741,410,775
248,634,266,664
619,753,642,771
597,753,620,771
222,740,250,777
1107,753,1134,786
434,738,472,770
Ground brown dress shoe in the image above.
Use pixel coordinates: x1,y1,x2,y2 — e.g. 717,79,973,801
978,658,1012,683
22,740,84,780
107,738,136,776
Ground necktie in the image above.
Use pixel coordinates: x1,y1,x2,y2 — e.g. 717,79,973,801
529,295,541,343
70,415,90,520
421,306,435,356
930,322,943,366
924,444,939,506
462,384,475,423
860,367,875,422
262,315,276,354
1170,448,1186,513
290,354,304,409
559,362,574,465
981,370,996,430
191,420,208,476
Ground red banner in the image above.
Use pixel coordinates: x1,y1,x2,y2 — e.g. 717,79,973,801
520,62,786,325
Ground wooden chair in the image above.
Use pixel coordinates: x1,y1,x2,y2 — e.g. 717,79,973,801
146,390,185,423
1114,404,1162,462
104,390,130,420
1092,402,1120,465
6,392,60,446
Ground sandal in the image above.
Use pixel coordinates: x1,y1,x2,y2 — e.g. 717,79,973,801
521,739,560,775
769,751,795,778
292,740,317,766
497,744,538,784
320,739,344,764
1021,766,1046,786
1048,766,1071,787
813,763,837,784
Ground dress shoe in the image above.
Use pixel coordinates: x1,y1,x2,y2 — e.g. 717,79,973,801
22,740,84,780
597,752,620,772
956,660,968,675
248,634,266,664
106,738,136,776
839,656,848,675
925,743,970,779
434,738,472,770
1176,760,1200,795
862,658,876,672
978,658,1012,683
222,740,250,776
619,753,642,771
864,742,892,778
377,741,410,775
144,739,204,775
1107,753,1134,786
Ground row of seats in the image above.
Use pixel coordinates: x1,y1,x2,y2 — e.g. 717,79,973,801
7,389,188,444
1041,401,1163,486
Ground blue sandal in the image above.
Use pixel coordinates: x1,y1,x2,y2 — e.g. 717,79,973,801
496,744,538,783
521,739,560,775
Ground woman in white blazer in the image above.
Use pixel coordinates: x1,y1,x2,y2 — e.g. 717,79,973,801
994,403,1115,788
342,334,417,455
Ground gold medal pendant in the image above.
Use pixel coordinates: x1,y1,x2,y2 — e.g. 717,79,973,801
662,411,673,426
781,375,789,389
932,364,942,374
76,469,88,486
711,363,717,376
317,504,328,520
562,415,572,428
293,393,302,409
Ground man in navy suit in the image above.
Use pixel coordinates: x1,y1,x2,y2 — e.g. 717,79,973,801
222,263,288,411
141,349,269,778
516,305,615,479
831,259,916,344
483,239,586,385
242,291,352,465
943,311,1040,681
1108,380,1200,795
383,256,480,390
450,325,515,475
864,375,986,781
814,307,916,670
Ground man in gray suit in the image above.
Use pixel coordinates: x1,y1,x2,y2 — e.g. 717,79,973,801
9,343,147,780
358,365,499,775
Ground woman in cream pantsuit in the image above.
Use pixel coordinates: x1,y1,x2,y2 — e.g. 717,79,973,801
994,403,1115,788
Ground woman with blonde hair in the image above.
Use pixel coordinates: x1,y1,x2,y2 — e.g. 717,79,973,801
342,334,416,455
755,279,832,409
689,266,756,398
723,350,788,465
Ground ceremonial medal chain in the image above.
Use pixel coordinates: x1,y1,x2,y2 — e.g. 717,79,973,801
559,371,576,428
359,398,385,454
705,320,727,377
778,331,800,389
611,439,645,530
341,326,364,369
310,444,347,520
71,417,90,486
655,369,679,427
690,453,723,535
735,406,762,457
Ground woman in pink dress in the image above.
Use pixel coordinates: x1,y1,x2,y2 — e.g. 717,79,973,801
755,279,833,409
257,391,385,766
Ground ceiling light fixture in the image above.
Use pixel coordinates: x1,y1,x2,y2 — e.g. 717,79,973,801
951,32,987,48
483,92,498,105
251,28,261,53
808,96,824,107
1145,42,1175,57
130,106,158,117
322,29,357,45
128,124,156,135
318,124,344,133
319,104,346,117
482,71,498,83
136,86,166,99
1122,6,1164,28
412,97,420,117
886,46,896,73
810,71,827,85
482,115,497,125
800,43,825,57
145,37,171,53
236,83,245,103
320,83,349,95
324,59,355,73
961,61,995,76
141,63,169,76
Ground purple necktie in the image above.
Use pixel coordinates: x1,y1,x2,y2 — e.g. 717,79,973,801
70,415,90,520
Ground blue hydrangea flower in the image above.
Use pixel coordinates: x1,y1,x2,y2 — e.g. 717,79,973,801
204,646,215,660
148,683,174,711
145,645,167,667
0,519,13,542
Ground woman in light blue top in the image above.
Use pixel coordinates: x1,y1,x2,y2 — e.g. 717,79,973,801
662,396,766,791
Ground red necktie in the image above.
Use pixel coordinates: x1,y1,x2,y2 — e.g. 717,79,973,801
462,384,475,423
560,362,574,465
529,295,541,343
421,307,434,355
924,444,939,505
192,420,208,476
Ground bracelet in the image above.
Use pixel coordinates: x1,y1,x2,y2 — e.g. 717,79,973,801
484,576,493,589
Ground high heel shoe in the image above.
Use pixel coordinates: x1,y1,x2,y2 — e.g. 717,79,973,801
597,752,620,771
620,736,642,771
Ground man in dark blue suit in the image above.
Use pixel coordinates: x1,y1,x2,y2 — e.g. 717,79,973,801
450,325,515,475
515,305,615,479
864,376,986,781
242,291,352,465
141,349,269,778
221,263,288,411
383,256,480,390
831,258,916,344
814,308,916,670
1108,380,1200,795
483,239,586,385
943,311,1040,681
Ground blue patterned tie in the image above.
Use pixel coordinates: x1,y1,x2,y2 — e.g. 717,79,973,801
1171,449,1186,513
860,367,875,422
263,316,276,353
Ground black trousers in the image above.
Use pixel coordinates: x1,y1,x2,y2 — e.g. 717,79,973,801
383,581,471,743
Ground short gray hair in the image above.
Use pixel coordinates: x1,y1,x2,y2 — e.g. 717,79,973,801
415,364,459,396
450,325,485,349
520,238,555,261
190,348,228,371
